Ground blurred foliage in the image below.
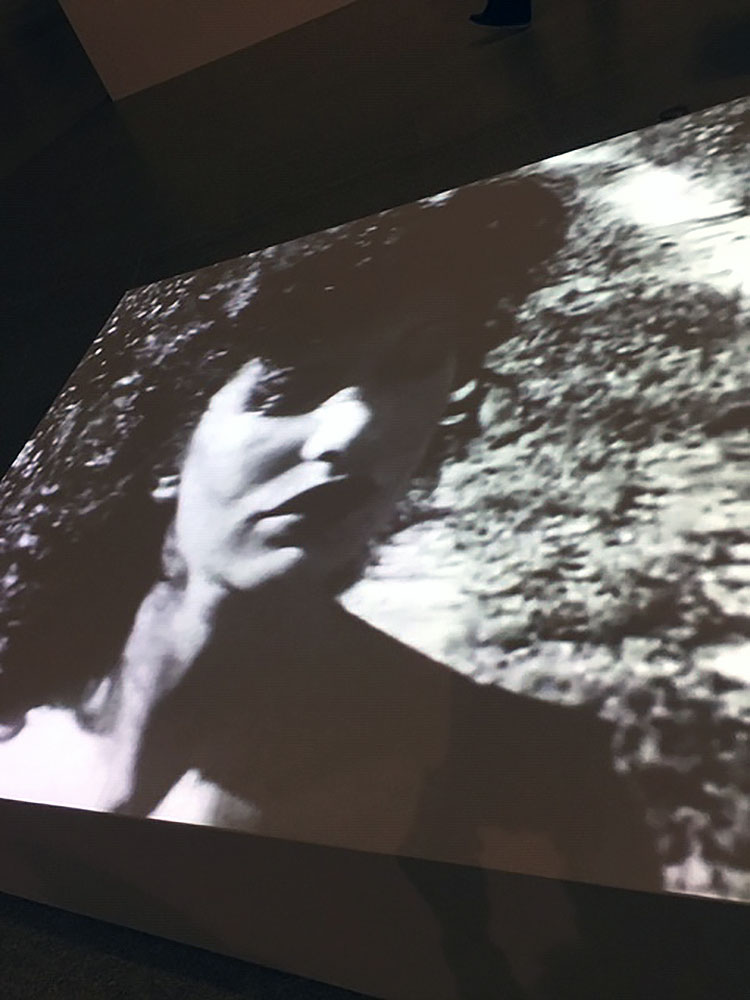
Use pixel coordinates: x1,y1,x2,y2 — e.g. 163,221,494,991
414,96,750,899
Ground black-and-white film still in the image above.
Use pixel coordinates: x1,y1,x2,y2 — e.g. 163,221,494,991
1,95,749,905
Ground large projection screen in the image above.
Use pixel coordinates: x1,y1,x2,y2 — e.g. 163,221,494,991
1,96,749,974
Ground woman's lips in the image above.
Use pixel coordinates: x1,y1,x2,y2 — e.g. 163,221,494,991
260,475,377,527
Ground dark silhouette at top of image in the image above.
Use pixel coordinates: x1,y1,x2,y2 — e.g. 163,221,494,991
470,1,532,29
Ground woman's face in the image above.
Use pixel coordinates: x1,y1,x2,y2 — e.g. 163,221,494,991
174,318,457,594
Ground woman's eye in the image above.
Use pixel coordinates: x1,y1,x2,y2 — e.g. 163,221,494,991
253,386,311,416
245,366,338,415
244,370,298,414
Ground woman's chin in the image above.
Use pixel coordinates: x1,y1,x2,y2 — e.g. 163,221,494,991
219,545,311,593
216,541,366,601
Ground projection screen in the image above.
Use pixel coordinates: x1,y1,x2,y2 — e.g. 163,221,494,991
1,95,749,919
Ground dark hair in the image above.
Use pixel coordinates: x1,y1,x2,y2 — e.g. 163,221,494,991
0,173,570,726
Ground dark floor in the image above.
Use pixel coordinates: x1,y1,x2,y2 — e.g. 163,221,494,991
0,891,371,1000
2,0,750,996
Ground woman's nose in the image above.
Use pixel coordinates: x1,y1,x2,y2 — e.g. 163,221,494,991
299,387,374,465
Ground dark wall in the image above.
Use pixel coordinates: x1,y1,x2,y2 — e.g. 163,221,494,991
0,0,106,178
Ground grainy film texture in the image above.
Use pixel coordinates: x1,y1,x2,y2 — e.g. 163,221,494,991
1,96,749,902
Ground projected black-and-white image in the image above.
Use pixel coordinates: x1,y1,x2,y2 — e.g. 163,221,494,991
1,96,749,904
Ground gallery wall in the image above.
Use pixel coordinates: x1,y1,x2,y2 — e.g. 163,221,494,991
59,0,356,98
1,0,105,178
